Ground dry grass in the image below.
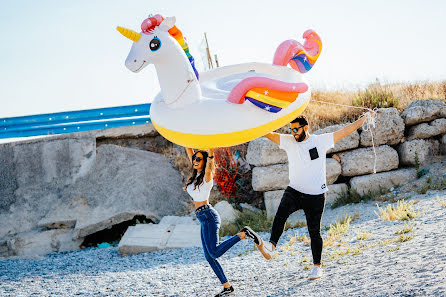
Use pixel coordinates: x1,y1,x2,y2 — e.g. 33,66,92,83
293,81,446,131
375,200,422,221
436,197,446,207
395,222,414,235
355,229,372,240
396,234,414,242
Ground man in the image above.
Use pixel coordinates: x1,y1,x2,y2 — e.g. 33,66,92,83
257,113,374,280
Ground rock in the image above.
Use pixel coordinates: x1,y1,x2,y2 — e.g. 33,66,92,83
159,216,198,225
252,164,289,192
338,145,399,176
246,137,287,166
441,134,446,155
360,108,405,146
264,190,284,218
13,135,96,189
239,203,261,214
313,123,359,153
407,118,446,140
7,229,82,257
263,183,347,209
401,99,446,126
117,223,201,255
326,158,341,184
0,143,17,212
326,184,348,205
263,190,307,225
93,123,158,138
213,201,238,225
397,139,440,166
0,135,96,239
1,140,192,255
252,159,340,192
350,168,417,195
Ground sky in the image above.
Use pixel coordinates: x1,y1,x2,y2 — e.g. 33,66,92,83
0,0,445,119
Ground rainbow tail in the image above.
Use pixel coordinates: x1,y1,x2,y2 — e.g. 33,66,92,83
273,30,322,73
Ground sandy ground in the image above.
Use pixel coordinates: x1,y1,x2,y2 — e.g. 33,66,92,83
1,189,446,297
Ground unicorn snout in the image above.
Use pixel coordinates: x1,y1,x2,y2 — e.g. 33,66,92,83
125,57,148,73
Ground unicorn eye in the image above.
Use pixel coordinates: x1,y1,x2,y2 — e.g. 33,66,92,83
149,37,161,51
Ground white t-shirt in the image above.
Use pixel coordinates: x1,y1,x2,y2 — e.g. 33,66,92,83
187,178,213,202
279,133,334,195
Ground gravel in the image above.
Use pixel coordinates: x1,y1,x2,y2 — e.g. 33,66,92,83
1,190,446,297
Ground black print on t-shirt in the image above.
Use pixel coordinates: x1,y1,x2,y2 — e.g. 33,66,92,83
321,184,326,189
309,147,319,160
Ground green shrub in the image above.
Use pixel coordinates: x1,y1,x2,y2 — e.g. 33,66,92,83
353,87,398,109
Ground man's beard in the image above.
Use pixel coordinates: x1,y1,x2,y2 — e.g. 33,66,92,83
294,131,307,142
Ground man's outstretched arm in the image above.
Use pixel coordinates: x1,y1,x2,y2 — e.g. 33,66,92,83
264,132,281,146
333,112,374,143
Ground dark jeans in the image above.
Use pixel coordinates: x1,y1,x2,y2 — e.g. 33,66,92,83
270,186,325,265
196,206,241,284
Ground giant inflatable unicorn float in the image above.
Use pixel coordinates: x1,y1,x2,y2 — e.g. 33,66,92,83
117,14,322,148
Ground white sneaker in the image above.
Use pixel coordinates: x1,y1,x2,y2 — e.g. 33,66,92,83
258,241,274,260
308,265,323,280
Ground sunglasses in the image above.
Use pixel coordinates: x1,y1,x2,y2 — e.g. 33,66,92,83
289,126,305,133
192,156,203,162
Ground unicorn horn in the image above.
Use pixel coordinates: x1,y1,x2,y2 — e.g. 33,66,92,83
116,26,141,42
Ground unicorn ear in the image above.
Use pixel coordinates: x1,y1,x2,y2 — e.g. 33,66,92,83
159,16,176,31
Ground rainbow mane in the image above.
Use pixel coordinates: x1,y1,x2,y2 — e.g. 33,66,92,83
141,15,199,80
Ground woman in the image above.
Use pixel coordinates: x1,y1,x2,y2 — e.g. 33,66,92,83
185,147,262,297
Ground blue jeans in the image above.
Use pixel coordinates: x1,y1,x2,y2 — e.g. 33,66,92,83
196,206,241,284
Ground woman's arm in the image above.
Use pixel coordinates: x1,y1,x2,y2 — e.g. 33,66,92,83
185,147,194,165
205,148,215,183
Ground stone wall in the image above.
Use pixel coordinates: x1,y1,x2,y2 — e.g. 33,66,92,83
246,100,446,217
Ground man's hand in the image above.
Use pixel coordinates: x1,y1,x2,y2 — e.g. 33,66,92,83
264,132,280,146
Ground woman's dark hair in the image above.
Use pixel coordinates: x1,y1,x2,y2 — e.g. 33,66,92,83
185,150,209,191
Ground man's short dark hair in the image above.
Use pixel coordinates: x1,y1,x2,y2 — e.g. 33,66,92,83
290,116,308,126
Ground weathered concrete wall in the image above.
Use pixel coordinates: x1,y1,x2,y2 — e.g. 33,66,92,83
0,128,191,257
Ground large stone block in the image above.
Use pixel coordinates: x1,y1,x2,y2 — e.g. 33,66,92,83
118,223,201,255
442,134,446,155
0,143,17,212
401,99,446,126
246,137,287,166
159,216,198,225
214,201,239,225
2,144,191,245
397,139,440,166
7,229,82,257
326,184,348,205
313,123,359,153
360,108,405,147
407,118,446,140
12,135,96,189
338,145,399,176
350,168,417,195
252,164,289,192
326,158,341,185
264,190,284,218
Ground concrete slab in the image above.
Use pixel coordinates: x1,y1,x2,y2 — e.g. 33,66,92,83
118,223,201,255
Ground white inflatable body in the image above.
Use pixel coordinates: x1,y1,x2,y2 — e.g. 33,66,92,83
150,62,310,148
117,15,321,149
